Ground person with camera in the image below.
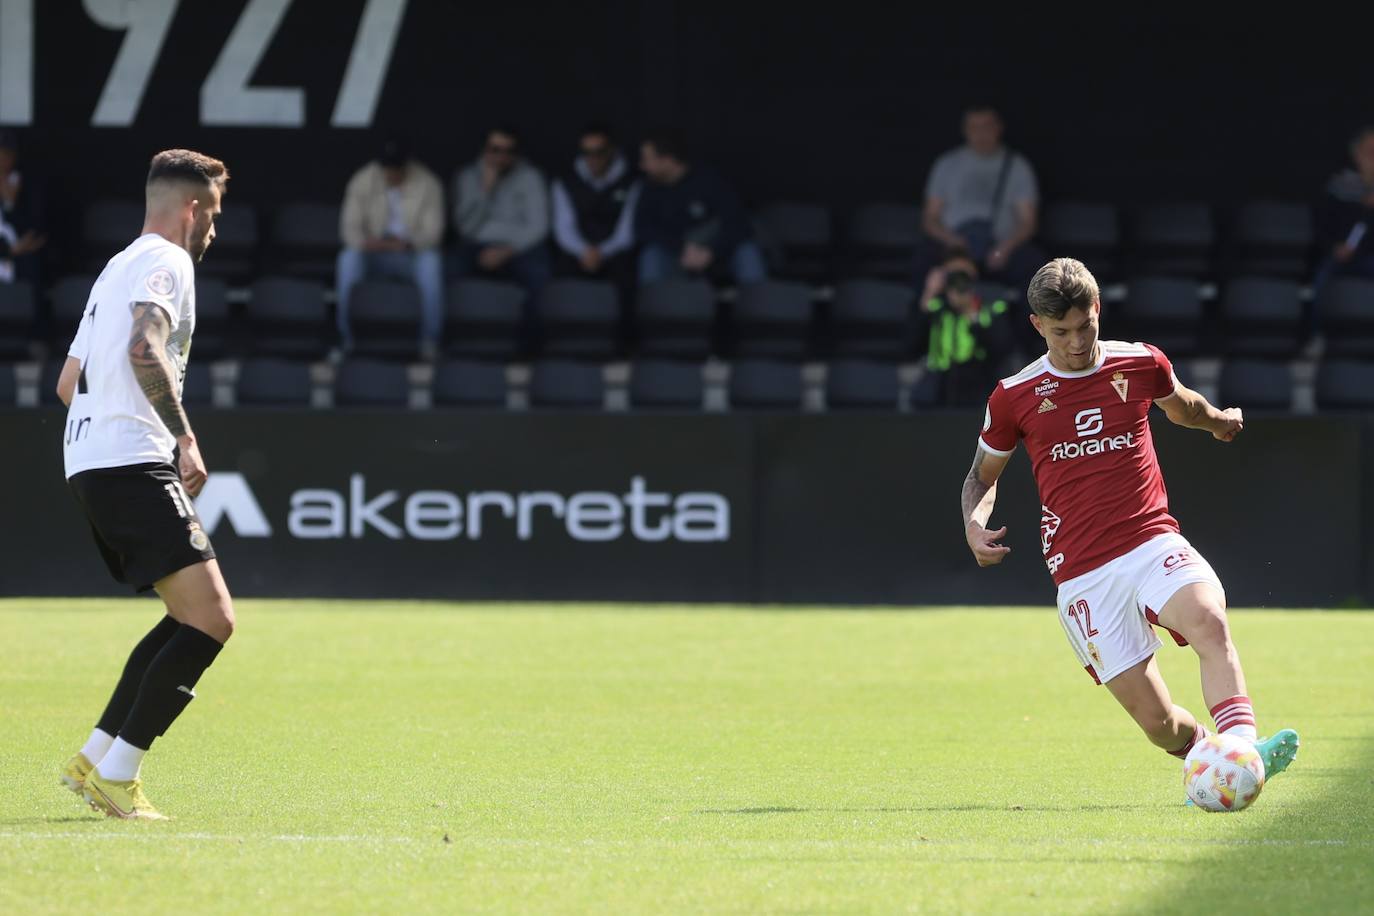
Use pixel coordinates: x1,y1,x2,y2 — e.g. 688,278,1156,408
912,249,1015,408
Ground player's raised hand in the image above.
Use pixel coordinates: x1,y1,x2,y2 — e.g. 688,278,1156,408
178,434,208,497
967,522,1012,567
1213,407,1244,442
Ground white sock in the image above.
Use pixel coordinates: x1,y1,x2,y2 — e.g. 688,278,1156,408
96,738,146,782
79,728,115,764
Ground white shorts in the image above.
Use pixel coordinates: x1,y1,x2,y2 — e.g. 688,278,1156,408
1055,532,1224,685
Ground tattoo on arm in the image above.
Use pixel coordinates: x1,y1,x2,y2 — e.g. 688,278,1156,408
961,447,998,529
128,302,190,439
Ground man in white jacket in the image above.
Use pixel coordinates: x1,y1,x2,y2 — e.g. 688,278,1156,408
336,138,446,357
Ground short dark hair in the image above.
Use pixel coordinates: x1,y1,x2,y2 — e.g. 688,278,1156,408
581,122,614,142
147,149,229,191
963,102,1002,119
1027,258,1100,319
1351,126,1374,151
642,128,689,162
488,124,521,146
379,136,409,168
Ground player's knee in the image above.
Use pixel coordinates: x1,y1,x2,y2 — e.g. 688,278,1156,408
1189,603,1231,653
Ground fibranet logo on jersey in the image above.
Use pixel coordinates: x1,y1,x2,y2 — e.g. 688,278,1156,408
1052,408,1137,461
194,473,731,543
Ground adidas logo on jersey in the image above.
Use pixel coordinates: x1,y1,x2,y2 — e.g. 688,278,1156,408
1037,398,1057,413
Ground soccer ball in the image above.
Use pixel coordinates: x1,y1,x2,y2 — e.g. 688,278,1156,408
1183,733,1265,812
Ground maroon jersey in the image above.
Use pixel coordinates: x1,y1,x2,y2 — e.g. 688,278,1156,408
979,340,1181,584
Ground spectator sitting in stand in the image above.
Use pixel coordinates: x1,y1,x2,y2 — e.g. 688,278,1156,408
0,129,48,288
551,122,640,291
453,126,550,294
1315,125,1374,298
634,128,767,285
912,249,1015,408
914,104,1042,295
336,137,446,359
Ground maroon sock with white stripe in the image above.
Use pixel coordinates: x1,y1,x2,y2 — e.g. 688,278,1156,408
1209,695,1258,742
1168,721,1206,759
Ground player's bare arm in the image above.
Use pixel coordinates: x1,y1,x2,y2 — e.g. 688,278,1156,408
1155,383,1244,442
961,446,1012,566
128,301,207,495
56,356,81,407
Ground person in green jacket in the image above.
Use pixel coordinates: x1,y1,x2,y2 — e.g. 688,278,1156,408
914,249,1015,407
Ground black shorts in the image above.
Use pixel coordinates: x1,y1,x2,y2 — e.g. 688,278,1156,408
68,462,216,593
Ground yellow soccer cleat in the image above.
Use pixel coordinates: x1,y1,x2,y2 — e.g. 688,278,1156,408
82,768,169,821
59,752,95,796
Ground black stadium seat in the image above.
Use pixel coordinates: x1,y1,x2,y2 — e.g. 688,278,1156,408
830,279,915,359
848,202,922,279
1219,277,1303,357
246,276,330,358
1319,277,1374,357
444,279,526,359
1041,201,1120,281
236,357,313,406
1217,359,1292,410
1130,203,1214,277
49,275,93,348
1228,200,1313,279
268,202,341,281
182,361,213,406
0,281,37,358
635,279,716,358
528,359,604,409
347,281,423,359
81,200,142,269
334,358,410,407
729,359,802,410
628,359,704,410
1315,359,1374,410
432,359,507,408
826,359,900,410
193,276,232,359
196,203,258,282
754,201,832,281
1117,277,1205,356
535,279,620,358
731,280,813,358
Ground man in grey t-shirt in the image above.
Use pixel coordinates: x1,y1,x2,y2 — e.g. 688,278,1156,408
916,105,1042,293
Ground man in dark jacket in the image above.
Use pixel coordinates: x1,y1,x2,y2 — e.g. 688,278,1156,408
634,129,766,285
551,123,640,284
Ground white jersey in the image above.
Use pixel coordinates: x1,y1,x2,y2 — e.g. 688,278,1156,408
63,233,197,478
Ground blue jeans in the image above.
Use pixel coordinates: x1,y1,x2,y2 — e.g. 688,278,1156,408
455,242,551,296
336,247,444,349
637,241,769,285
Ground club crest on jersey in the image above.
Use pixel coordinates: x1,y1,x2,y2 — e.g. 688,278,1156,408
1034,378,1059,397
188,522,210,552
1086,641,1103,668
1111,371,1129,403
1037,398,1057,413
145,267,175,298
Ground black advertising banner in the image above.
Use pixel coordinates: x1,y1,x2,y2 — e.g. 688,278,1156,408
0,409,1364,606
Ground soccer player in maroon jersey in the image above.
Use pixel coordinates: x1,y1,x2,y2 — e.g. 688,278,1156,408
961,257,1298,790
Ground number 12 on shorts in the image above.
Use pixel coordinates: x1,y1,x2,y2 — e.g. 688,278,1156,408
1067,599,1098,639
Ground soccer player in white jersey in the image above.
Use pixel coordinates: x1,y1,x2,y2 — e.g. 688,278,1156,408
961,257,1299,796
55,150,234,819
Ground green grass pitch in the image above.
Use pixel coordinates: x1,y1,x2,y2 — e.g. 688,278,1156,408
1,600,1370,914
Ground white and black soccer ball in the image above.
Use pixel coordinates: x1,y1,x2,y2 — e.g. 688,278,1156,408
1183,733,1266,812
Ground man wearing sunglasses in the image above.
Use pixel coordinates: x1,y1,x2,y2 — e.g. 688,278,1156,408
453,126,550,294
551,123,640,290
